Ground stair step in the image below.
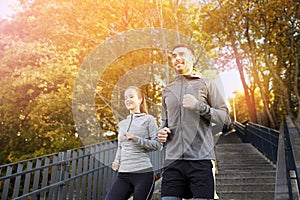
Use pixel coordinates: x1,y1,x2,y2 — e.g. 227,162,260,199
216,143,255,148
217,151,269,155
217,177,275,184
218,164,274,171
217,183,275,191
216,149,268,155
215,141,276,200
217,191,274,200
217,146,260,150
216,155,269,160
216,170,276,178
216,158,271,164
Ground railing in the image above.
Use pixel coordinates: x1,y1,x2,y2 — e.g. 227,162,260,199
234,121,279,163
0,140,164,200
3,117,299,200
279,116,300,199
234,116,300,199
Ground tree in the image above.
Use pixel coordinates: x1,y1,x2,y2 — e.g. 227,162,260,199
196,0,300,129
0,0,204,163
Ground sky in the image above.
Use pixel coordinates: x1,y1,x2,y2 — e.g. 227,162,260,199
0,0,18,19
217,69,243,111
220,69,243,99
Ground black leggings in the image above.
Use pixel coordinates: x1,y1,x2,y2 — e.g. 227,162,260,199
105,171,155,200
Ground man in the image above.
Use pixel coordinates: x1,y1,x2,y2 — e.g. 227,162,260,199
158,43,231,200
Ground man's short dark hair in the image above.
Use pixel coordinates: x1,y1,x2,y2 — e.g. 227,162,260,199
172,43,194,55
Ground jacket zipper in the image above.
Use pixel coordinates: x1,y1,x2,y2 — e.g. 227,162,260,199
127,114,134,132
180,77,184,159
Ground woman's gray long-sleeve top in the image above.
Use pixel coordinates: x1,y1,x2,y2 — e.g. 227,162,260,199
115,113,163,172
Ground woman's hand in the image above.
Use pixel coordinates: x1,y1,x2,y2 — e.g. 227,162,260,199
112,160,120,171
124,132,136,141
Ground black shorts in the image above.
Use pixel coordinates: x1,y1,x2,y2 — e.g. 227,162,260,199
161,160,214,199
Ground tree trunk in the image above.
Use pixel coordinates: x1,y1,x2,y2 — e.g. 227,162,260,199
232,44,258,123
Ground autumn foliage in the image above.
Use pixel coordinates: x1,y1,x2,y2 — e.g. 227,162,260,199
0,0,299,164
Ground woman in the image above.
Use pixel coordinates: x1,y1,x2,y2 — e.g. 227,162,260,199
105,86,163,200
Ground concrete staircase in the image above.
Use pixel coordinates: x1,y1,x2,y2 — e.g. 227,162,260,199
151,133,277,200
215,133,276,200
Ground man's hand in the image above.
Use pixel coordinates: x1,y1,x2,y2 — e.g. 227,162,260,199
124,132,136,141
112,160,120,171
158,127,171,142
182,94,198,109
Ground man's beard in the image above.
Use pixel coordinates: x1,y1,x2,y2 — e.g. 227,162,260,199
175,64,192,75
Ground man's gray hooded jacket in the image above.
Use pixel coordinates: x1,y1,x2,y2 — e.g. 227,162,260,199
161,71,231,161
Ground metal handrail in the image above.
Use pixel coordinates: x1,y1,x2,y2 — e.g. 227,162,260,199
282,116,300,199
234,117,300,200
234,121,279,164
0,139,164,200
2,117,299,200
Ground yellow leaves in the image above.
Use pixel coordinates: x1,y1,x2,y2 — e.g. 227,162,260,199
8,153,15,163
38,82,47,89
45,131,56,142
45,130,65,143
28,15,36,22
26,88,34,95
19,114,26,120
78,104,87,112
202,2,217,11
96,85,103,93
